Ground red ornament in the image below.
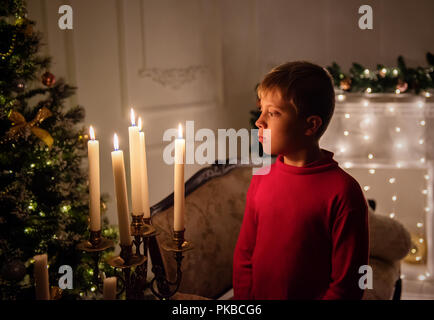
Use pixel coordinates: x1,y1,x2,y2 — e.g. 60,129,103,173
42,71,55,87
396,80,408,93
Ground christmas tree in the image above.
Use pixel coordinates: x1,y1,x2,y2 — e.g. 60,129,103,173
0,0,117,299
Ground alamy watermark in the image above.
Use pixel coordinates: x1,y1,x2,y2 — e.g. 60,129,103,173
358,5,373,30
162,121,272,176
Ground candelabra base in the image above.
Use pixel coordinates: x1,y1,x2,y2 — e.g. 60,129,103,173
107,244,147,269
161,240,193,253
161,229,193,253
107,254,147,269
76,237,115,252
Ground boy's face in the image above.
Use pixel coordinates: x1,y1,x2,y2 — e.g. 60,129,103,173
256,89,307,155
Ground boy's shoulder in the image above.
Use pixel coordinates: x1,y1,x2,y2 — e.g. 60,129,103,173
331,165,367,206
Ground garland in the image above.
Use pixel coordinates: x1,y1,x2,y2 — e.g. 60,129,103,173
326,52,434,95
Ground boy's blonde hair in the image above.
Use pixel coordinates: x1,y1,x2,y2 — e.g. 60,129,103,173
257,61,335,139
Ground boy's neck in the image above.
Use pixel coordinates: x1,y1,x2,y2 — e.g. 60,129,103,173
282,144,325,167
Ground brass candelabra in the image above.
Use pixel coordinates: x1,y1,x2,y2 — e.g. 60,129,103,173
78,214,193,300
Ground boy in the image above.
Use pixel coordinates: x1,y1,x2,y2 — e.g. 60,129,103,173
233,61,369,300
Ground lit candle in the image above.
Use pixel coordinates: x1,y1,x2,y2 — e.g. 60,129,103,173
174,123,185,231
138,118,150,219
128,109,143,216
111,134,131,245
34,254,50,300
103,277,117,300
88,126,100,231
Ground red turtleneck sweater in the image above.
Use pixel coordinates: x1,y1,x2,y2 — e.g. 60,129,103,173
233,149,369,300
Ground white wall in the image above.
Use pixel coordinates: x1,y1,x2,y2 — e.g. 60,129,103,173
27,0,434,225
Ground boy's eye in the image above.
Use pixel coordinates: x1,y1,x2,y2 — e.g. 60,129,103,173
268,111,278,117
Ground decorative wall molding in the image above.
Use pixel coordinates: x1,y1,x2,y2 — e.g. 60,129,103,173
138,65,209,90
136,0,209,90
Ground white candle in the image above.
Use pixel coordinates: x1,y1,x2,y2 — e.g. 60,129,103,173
138,118,150,219
174,124,185,231
88,126,101,231
111,134,131,245
103,277,117,300
128,109,143,216
34,254,50,300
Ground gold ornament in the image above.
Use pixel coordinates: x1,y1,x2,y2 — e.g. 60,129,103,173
15,16,24,26
6,107,54,148
339,78,352,91
404,233,426,264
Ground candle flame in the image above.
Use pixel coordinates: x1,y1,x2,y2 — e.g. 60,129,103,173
113,133,119,150
130,108,136,126
89,126,95,140
138,117,142,131
178,123,183,139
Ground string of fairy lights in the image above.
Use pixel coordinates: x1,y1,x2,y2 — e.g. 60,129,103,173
333,86,433,280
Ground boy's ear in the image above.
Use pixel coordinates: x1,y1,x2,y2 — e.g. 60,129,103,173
304,115,322,136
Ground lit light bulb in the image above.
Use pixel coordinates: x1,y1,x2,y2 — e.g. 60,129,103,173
339,147,346,153
363,100,369,107
395,89,401,94
420,120,426,126
369,169,376,174
389,213,395,219
425,207,430,213
381,68,387,75
424,174,430,180
368,153,374,159
417,222,423,228
420,157,426,163
396,143,403,149
344,162,352,168
392,68,399,76
344,113,350,119
422,189,428,195
396,162,402,168
419,238,424,243
366,87,372,93
363,135,370,141
389,177,396,184
363,186,370,192
388,106,395,113
395,127,401,132
343,130,349,136
425,92,431,98
392,195,397,201
419,139,424,145
417,101,424,108
364,69,370,75
338,94,345,101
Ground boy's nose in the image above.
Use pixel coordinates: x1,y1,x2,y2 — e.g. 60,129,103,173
255,115,267,129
